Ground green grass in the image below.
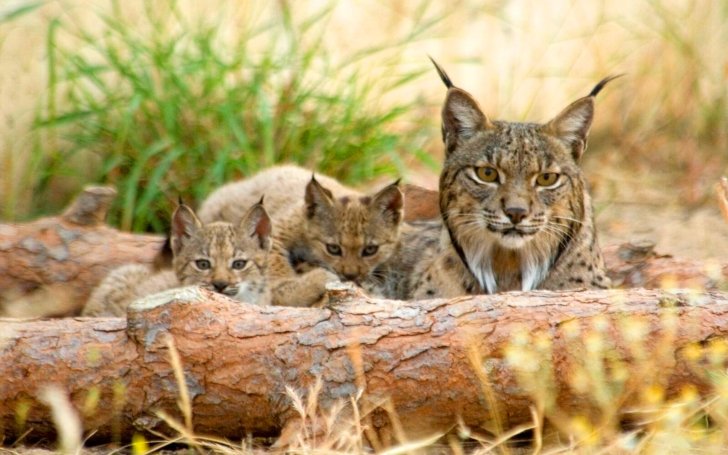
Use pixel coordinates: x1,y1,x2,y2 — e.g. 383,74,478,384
29,0,442,232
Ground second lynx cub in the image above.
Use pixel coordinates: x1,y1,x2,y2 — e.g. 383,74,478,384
83,202,272,316
199,165,405,306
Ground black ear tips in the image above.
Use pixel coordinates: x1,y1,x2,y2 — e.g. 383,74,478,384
588,74,624,98
428,55,454,89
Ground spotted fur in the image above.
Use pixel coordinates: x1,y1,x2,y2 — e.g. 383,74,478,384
199,165,405,306
83,202,272,316
412,61,614,299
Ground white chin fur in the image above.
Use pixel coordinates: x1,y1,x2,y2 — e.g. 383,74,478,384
233,283,263,305
496,233,533,250
463,230,548,293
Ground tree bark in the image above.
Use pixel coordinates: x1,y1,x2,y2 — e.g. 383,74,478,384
1,287,728,444
0,187,163,317
603,241,728,290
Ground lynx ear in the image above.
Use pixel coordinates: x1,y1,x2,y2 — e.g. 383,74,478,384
371,180,403,226
305,176,335,219
545,75,621,162
442,89,492,154
239,198,272,250
544,97,595,162
431,58,492,154
171,204,202,255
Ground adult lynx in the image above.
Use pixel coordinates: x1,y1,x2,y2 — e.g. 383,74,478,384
413,61,615,298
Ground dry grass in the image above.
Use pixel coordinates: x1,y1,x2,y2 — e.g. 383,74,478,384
2,1,727,207
717,177,728,224
12,305,728,454
1,0,727,257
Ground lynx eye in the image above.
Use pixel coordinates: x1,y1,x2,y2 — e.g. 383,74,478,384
474,166,499,183
536,172,560,187
362,245,379,257
195,259,211,270
231,259,247,270
326,243,342,256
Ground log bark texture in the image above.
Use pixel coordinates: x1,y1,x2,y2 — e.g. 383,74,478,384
1,287,728,443
0,187,163,317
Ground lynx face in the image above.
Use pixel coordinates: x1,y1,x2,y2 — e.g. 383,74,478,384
171,202,272,304
300,178,403,284
433,59,616,293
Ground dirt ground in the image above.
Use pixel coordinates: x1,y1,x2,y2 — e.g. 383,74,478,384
588,164,728,262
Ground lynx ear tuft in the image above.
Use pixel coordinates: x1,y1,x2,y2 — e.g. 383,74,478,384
588,74,623,98
431,58,493,154
429,56,454,89
545,75,621,161
171,204,202,254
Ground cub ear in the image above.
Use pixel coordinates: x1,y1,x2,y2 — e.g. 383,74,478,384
240,198,272,250
430,58,492,154
372,180,403,226
305,176,335,219
544,75,621,162
171,203,202,255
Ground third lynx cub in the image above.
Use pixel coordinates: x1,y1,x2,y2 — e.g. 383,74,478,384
83,201,272,316
412,61,614,298
199,165,406,306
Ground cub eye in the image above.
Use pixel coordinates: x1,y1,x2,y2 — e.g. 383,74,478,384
536,173,560,187
195,259,211,270
326,244,342,256
474,166,499,183
231,259,247,270
362,245,379,257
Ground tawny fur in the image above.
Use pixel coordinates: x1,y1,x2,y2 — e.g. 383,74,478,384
412,62,613,299
83,203,272,316
199,165,427,304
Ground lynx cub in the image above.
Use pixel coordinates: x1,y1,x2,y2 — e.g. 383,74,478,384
412,61,614,298
199,165,405,305
83,201,272,316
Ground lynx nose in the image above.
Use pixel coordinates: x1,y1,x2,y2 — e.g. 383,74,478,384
504,207,527,224
211,280,229,292
343,272,359,281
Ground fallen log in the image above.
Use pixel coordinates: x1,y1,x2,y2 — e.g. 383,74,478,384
0,187,163,317
1,286,728,445
2,186,727,318
603,241,728,290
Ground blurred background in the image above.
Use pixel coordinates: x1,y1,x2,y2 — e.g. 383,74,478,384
1,0,726,258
